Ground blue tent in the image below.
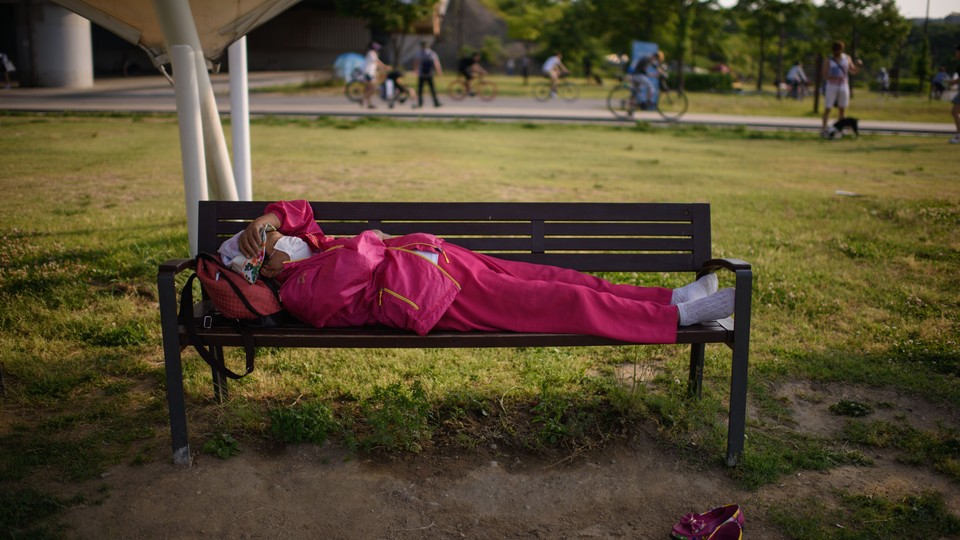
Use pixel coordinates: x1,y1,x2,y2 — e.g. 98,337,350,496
333,53,365,81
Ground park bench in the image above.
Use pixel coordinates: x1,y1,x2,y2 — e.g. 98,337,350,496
159,201,752,467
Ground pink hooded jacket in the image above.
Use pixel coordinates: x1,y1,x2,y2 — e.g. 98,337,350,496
266,200,461,335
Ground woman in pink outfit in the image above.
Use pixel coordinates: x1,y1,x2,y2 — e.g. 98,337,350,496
231,200,734,344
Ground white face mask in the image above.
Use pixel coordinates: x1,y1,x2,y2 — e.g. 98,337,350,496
273,236,313,262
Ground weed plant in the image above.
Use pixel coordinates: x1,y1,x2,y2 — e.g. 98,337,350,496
0,113,957,536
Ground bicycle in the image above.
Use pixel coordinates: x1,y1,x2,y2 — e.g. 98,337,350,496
344,67,367,103
532,76,579,102
446,75,497,101
785,81,810,100
345,70,411,108
607,74,688,121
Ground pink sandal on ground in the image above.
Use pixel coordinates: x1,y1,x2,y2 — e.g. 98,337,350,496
670,504,744,540
706,521,742,540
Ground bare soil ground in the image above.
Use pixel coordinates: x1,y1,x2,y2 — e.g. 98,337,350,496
56,381,959,539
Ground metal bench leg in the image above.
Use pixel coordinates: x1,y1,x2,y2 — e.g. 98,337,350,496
687,343,705,398
211,346,228,404
159,271,191,466
725,270,753,467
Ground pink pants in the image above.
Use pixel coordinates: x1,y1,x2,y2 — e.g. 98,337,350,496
434,244,678,343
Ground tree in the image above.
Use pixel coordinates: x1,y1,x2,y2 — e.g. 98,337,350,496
735,0,786,91
914,34,931,94
337,0,439,67
819,0,908,69
486,0,567,59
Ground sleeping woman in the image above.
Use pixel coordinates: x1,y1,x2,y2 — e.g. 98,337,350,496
221,200,735,343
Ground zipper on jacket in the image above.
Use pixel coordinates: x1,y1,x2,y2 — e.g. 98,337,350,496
391,242,450,263
379,288,419,310
387,247,461,289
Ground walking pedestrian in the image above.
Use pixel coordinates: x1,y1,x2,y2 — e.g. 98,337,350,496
821,41,860,138
414,40,443,108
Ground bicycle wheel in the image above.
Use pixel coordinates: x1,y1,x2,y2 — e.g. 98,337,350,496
656,88,688,121
476,80,497,101
532,83,552,102
447,79,468,101
557,82,579,102
345,81,365,103
607,84,637,120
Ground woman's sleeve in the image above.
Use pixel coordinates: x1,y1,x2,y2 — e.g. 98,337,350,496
264,200,324,237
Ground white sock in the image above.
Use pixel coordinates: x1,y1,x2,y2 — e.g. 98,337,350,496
677,288,735,326
671,273,718,305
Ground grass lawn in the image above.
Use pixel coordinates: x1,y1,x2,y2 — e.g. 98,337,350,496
1,113,958,537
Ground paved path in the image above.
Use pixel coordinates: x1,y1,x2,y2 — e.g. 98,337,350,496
1,71,953,135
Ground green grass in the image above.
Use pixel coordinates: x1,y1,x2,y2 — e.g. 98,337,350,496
0,113,957,534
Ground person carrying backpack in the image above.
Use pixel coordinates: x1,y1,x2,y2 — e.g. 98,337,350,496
414,40,443,108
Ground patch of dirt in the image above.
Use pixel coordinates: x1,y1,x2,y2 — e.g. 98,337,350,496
54,380,960,538
776,380,959,438
61,429,785,539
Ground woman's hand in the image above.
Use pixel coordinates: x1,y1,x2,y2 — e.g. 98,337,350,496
259,230,290,278
239,213,281,258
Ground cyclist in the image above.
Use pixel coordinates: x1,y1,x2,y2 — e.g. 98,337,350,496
362,42,387,109
629,50,664,109
785,61,808,99
457,52,486,97
541,52,569,98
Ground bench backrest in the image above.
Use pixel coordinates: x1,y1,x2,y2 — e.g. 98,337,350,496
198,201,712,273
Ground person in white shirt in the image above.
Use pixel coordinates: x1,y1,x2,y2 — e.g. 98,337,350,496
362,42,386,110
821,41,860,137
785,61,807,99
541,53,569,97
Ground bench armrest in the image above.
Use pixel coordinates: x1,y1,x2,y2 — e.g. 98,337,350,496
700,257,751,274
699,257,753,315
159,258,197,275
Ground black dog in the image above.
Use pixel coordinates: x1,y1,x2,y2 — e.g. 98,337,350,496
831,117,859,138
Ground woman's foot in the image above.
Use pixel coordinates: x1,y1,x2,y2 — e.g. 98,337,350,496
671,273,718,305
677,288,735,326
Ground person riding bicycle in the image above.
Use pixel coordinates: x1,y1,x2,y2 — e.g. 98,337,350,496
785,61,808,99
541,52,569,98
628,50,664,109
457,52,486,97
362,42,387,109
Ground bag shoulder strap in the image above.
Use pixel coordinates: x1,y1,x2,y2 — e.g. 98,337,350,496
179,271,255,379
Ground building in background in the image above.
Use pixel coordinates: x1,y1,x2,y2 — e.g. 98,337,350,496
0,0,455,87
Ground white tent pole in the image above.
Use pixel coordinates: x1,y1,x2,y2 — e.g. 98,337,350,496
228,37,252,201
170,45,208,257
153,0,237,201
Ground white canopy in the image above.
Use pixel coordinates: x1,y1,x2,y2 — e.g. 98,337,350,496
52,0,300,68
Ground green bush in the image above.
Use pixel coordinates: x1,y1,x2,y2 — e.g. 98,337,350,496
269,402,337,445
359,381,431,453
